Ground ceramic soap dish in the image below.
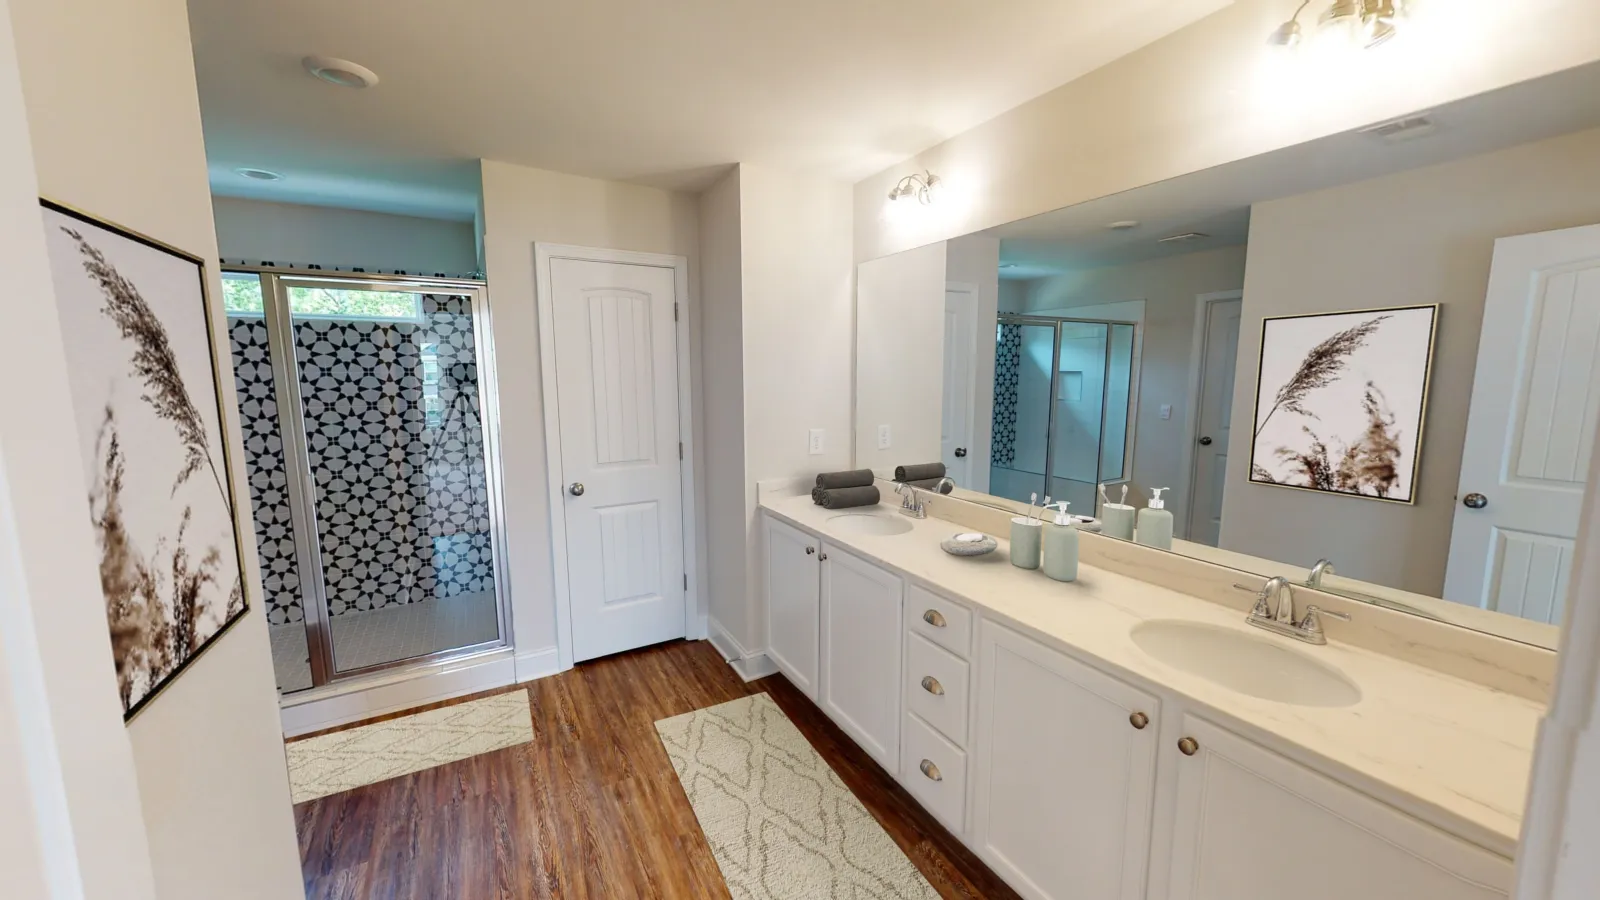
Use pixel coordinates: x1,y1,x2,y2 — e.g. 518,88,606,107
941,532,998,557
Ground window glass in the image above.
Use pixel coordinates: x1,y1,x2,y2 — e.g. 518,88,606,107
221,272,265,314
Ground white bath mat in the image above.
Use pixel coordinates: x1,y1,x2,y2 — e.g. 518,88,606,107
656,693,940,900
286,690,532,803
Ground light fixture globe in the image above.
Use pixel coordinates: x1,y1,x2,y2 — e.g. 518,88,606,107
887,171,941,205
1360,0,1403,48
1268,0,1311,48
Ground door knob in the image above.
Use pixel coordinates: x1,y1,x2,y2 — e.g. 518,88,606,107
1198,436,1213,446
1463,493,1488,510
569,482,585,496
954,447,968,458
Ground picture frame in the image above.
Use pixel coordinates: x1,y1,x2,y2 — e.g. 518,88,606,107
40,199,250,722
1248,303,1439,506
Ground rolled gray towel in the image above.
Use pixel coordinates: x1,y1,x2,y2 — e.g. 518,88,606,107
816,485,880,510
906,477,954,495
816,469,875,490
812,486,826,505
895,462,946,483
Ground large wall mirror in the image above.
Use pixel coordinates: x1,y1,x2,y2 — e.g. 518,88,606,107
855,61,1600,651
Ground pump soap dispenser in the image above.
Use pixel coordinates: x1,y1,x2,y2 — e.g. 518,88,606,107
1134,487,1173,551
1042,501,1079,583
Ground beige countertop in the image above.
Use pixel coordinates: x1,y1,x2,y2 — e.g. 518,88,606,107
763,494,1541,858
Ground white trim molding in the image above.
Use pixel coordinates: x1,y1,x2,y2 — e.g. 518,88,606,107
532,243,703,672
280,649,516,738
709,618,779,683
514,647,561,683
1178,290,1243,542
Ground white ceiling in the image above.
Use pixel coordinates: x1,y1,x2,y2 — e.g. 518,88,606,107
190,0,1234,219
990,61,1600,279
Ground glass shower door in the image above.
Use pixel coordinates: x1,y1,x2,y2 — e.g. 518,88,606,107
1049,322,1110,515
990,320,1057,504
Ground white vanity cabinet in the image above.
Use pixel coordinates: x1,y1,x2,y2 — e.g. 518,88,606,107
1158,716,1512,900
818,542,904,774
764,516,821,699
972,619,1160,900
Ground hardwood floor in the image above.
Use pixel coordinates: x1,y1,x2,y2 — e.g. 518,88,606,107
292,639,1021,899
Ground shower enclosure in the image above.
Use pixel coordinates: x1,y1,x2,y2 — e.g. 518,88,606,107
989,314,1139,516
223,270,511,694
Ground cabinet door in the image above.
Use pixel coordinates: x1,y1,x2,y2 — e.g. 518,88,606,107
1163,716,1511,900
764,516,820,699
819,542,904,773
973,620,1160,900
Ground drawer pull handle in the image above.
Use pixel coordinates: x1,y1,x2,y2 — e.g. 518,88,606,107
1178,737,1200,756
919,759,943,782
1129,711,1149,730
805,546,816,555
921,676,945,696
922,609,947,628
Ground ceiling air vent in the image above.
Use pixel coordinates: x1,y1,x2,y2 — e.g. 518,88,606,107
1360,113,1438,143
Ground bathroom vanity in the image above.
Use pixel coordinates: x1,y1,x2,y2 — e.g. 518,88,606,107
760,492,1535,900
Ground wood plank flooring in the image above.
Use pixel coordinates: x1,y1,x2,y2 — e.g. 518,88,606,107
292,639,1021,899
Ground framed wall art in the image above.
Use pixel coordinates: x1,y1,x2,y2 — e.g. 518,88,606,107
41,199,249,721
1249,304,1439,505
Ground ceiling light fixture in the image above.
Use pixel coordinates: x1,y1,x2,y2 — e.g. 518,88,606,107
302,55,380,89
1267,0,1311,47
1269,0,1408,50
235,167,284,181
887,171,941,205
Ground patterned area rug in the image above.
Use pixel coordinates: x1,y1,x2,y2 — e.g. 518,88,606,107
286,691,532,803
656,693,940,900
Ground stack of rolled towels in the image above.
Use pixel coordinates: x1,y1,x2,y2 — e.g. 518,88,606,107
894,462,955,494
812,469,880,509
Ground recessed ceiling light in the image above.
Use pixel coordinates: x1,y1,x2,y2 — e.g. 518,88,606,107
302,55,380,89
234,167,284,182
1107,220,1141,230
1158,232,1210,244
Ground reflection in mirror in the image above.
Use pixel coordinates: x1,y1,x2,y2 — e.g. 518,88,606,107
855,62,1600,650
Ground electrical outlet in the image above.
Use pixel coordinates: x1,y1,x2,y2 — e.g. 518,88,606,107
877,424,892,450
808,428,825,455
1160,404,1172,420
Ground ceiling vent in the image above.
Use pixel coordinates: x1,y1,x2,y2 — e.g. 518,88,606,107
1157,232,1210,244
1360,113,1437,143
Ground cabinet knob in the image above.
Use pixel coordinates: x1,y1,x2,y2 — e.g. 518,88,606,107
1178,737,1200,756
819,551,828,561
922,609,947,628
919,759,943,782
921,676,945,696
805,546,816,555
1129,711,1149,730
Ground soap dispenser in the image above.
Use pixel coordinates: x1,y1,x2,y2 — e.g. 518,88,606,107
1042,501,1079,583
1099,483,1136,541
1134,487,1174,551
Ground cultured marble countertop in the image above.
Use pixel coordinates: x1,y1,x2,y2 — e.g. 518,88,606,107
763,494,1543,858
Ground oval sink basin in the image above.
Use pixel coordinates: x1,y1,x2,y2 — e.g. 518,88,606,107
827,513,913,536
1131,620,1362,708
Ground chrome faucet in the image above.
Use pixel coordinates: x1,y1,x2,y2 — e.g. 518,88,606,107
932,476,955,495
895,482,929,519
1308,558,1335,589
1235,578,1351,646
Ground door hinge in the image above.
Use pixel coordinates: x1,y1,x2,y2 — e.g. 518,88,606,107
684,574,688,590
679,442,684,460
674,302,679,322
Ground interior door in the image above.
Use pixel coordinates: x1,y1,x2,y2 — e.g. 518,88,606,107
942,285,978,485
1444,223,1600,623
550,257,686,661
1186,297,1242,546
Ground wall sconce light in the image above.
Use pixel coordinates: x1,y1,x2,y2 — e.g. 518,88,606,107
888,171,941,205
1270,0,1407,50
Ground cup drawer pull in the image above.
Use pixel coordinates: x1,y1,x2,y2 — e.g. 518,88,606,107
920,676,945,696
919,759,943,781
922,609,947,628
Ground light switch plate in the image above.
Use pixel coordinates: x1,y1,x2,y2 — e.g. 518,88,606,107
877,424,892,450
1159,404,1172,420
808,428,825,455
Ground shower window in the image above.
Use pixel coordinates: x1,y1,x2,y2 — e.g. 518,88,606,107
224,270,509,694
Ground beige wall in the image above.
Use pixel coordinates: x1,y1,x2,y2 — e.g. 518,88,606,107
855,242,948,472
211,196,479,275
1021,245,1248,529
8,0,303,895
853,0,1600,263
478,159,702,664
1221,126,1600,595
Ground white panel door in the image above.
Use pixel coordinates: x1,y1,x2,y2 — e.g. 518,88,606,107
1162,715,1510,900
942,285,978,486
1445,224,1600,623
972,620,1159,900
551,257,685,662
1186,296,1241,547
819,542,904,773
764,516,820,699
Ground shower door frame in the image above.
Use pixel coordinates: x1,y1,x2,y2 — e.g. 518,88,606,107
238,267,514,688
995,313,1142,501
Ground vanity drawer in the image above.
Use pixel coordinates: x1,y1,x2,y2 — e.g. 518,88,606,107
906,631,970,747
902,711,968,836
906,584,972,658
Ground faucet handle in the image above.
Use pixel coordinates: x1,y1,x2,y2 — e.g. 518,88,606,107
1234,583,1274,620
1298,605,1351,635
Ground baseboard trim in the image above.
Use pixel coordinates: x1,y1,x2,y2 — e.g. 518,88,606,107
708,617,778,682
728,654,780,682
515,646,563,683
280,652,516,738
